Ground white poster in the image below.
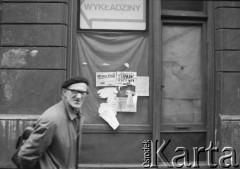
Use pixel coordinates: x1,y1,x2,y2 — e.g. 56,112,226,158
116,72,137,86
96,72,117,86
135,76,149,96
117,95,137,112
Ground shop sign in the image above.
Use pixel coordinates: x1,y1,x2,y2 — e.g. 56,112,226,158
80,0,146,30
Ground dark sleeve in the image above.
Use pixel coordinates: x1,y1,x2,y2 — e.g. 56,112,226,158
17,118,56,169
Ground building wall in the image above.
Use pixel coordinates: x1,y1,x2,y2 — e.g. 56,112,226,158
0,0,68,114
215,1,240,115
215,1,240,167
0,0,69,168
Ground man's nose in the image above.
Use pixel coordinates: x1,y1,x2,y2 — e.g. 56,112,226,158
76,93,83,98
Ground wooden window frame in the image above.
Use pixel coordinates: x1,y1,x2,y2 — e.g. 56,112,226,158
160,20,207,132
151,0,215,166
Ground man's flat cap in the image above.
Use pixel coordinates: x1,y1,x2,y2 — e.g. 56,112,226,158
61,76,89,89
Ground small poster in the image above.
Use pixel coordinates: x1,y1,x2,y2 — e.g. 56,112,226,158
96,72,117,86
135,76,149,96
116,85,137,112
117,95,138,112
117,72,137,86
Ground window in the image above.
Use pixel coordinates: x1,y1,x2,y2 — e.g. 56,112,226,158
158,0,213,163
162,24,204,130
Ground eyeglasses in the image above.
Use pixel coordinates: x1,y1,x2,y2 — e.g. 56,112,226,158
66,88,89,95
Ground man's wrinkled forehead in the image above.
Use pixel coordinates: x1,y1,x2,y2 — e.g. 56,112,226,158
68,83,88,90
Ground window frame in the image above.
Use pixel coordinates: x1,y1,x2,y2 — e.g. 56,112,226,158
160,20,207,132
154,0,215,160
150,1,215,165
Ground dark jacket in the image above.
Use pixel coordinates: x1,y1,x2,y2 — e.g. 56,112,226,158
18,100,85,169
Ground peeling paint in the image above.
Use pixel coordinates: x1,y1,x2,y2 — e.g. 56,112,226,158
1,70,25,101
8,121,17,141
30,50,38,57
0,121,7,138
4,84,13,101
1,49,28,67
1,71,13,101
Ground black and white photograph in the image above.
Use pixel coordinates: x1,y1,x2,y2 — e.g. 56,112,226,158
0,0,240,168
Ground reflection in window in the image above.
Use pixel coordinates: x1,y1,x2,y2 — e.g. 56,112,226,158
162,25,202,124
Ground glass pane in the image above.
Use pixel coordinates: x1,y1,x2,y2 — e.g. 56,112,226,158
162,25,202,124
162,0,204,12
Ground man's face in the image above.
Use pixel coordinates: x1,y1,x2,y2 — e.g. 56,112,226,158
63,83,88,109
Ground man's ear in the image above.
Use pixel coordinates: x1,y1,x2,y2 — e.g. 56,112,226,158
62,89,67,97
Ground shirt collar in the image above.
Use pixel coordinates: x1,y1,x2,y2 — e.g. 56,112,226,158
62,100,83,121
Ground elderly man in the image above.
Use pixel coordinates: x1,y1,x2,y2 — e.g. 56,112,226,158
18,76,89,169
